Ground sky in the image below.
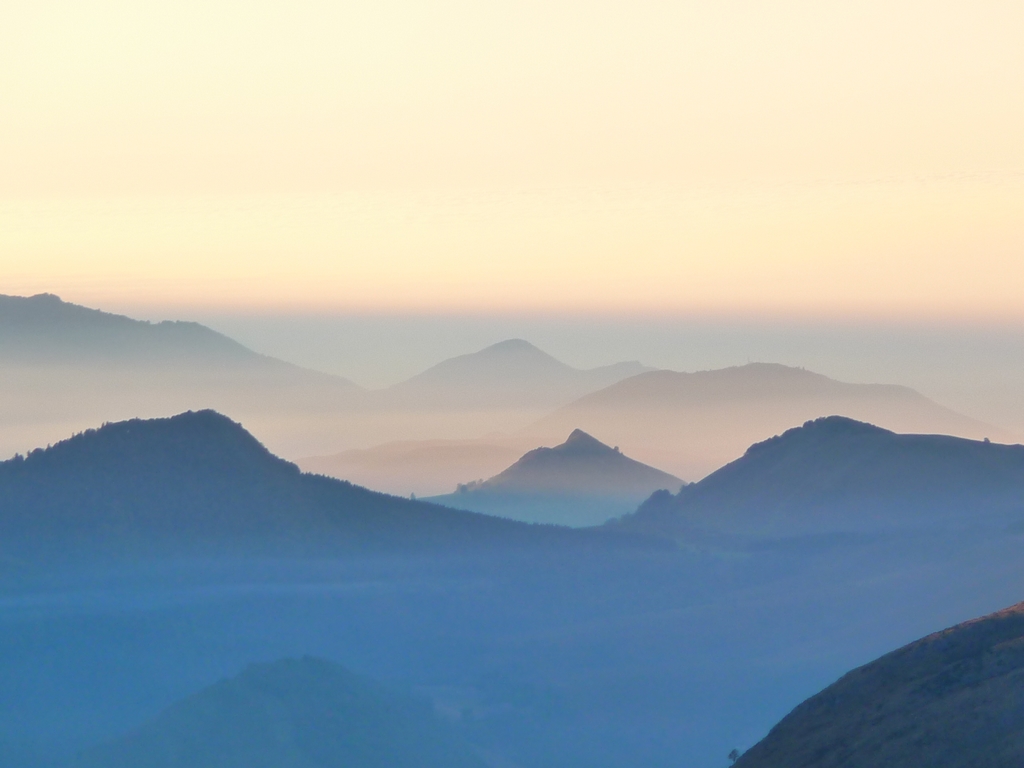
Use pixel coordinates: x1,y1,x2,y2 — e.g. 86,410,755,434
2,0,1023,319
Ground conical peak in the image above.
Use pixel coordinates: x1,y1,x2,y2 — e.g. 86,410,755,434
559,429,613,453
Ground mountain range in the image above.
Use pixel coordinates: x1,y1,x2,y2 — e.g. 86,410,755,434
6,411,1024,767
619,416,1024,542
71,657,485,768
428,429,682,526
3,294,1005,496
523,364,1001,480
0,410,640,565
0,295,650,463
736,599,1024,768
305,362,1003,495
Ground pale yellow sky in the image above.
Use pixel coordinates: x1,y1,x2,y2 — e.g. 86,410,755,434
1,1,1022,316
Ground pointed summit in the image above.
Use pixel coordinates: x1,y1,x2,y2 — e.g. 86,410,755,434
428,429,681,526
560,428,612,453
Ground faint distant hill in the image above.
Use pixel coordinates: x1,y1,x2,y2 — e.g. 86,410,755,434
0,294,366,459
298,340,653,496
618,416,1024,541
0,410,633,563
428,429,682,527
71,657,486,768
523,363,1002,480
380,339,650,410
735,600,1024,768
0,293,273,366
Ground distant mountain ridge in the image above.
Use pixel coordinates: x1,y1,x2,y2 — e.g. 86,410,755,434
72,657,486,768
524,363,1002,480
0,293,371,461
0,293,273,367
381,338,651,409
735,600,1024,768
619,416,1024,540
428,430,681,527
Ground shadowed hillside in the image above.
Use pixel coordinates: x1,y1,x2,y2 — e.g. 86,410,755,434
524,363,1001,480
429,430,681,526
618,416,1024,540
71,657,487,768
735,601,1024,768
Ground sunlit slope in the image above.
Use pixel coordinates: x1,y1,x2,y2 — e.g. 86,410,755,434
525,363,1001,480
735,601,1024,768
429,429,682,526
72,657,486,768
619,416,1024,540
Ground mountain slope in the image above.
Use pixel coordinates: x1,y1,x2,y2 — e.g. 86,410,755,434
735,601,1024,768
428,430,682,526
0,411,631,562
619,416,1024,540
72,657,486,768
381,339,650,409
523,363,1001,480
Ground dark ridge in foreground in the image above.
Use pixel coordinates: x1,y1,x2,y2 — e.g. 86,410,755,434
735,600,1024,768
71,657,486,768
0,410,655,562
620,416,1024,539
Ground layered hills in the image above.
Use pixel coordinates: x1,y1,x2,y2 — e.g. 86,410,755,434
620,416,1024,541
301,340,652,494
0,410,630,563
429,429,682,526
735,600,1024,768
524,363,1000,480
1,296,656,467
8,415,1024,767
72,657,486,768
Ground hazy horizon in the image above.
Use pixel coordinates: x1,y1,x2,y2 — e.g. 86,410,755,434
3,1,1023,321
138,307,1024,437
